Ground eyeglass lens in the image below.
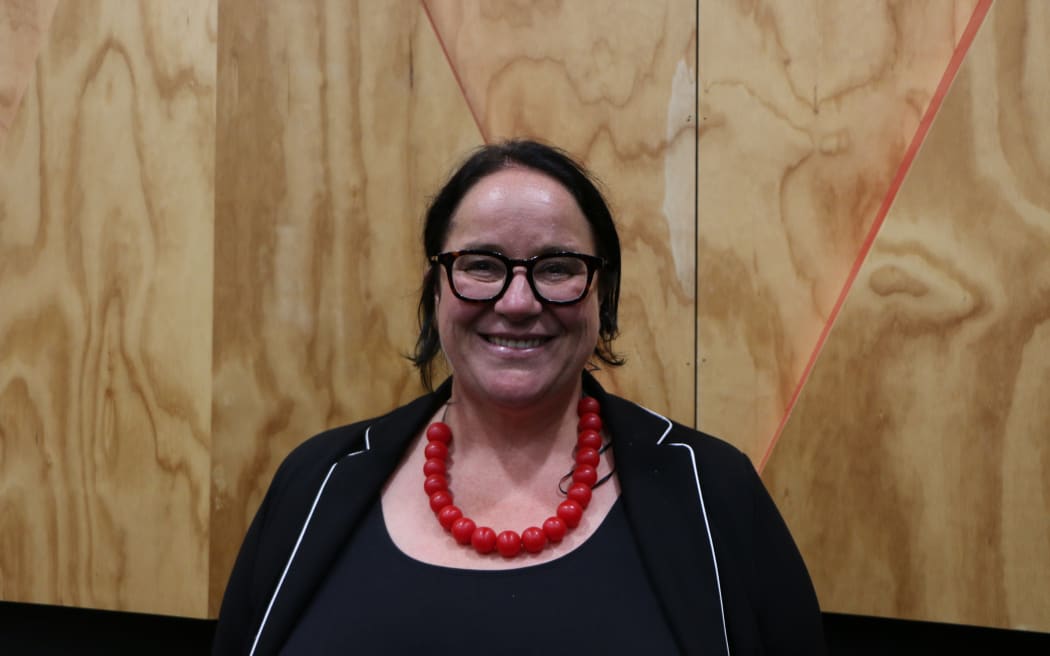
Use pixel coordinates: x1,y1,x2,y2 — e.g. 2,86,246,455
451,253,590,302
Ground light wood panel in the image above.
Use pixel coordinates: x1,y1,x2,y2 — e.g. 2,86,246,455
698,0,979,459
764,0,1050,631
0,0,216,616
208,0,480,613
0,0,57,148
426,0,698,425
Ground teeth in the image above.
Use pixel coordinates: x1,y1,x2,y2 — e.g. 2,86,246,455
487,336,546,349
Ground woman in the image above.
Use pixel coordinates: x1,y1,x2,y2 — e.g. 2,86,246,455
213,140,825,655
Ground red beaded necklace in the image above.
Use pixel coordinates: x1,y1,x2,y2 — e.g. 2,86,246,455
423,396,604,558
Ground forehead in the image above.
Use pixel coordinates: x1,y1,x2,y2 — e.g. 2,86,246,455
444,167,595,253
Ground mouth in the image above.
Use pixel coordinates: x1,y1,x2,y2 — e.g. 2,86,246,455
482,335,551,349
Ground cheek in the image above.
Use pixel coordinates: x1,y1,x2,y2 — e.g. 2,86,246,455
435,289,483,332
434,294,453,336
558,298,601,343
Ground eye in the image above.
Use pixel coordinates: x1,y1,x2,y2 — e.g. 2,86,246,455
455,254,506,281
534,257,585,282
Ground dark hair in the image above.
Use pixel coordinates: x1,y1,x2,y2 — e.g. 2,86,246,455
411,139,624,389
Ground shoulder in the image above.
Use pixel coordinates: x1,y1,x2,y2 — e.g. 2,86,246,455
252,381,452,528
664,421,751,470
243,414,389,572
599,388,770,539
262,397,423,510
266,419,372,496
599,386,755,487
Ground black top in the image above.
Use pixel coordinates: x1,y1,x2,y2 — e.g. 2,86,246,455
214,374,825,655
281,497,680,655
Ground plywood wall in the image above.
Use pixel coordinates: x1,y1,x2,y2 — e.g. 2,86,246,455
0,0,56,149
763,0,1050,631
697,0,980,460
1,0,1047,633
0,0,215,615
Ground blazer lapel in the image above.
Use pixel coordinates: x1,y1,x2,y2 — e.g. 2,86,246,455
587,376,730,656
251,382,450,655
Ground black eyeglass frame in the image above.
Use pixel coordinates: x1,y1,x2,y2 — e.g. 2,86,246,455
430,249,606,305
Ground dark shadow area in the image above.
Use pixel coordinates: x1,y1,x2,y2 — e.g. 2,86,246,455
824,612,1050,655
0,601,217,655
2,602,1049,654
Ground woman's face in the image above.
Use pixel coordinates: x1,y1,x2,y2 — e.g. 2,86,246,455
436,166,600,409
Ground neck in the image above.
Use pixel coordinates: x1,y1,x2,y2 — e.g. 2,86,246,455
444,379,584,463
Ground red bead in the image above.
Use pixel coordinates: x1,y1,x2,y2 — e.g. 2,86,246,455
496,530,522,558
424,474,448,496
576,447,600,468
451,517,476,544
426,422,452,443
471,526,497,554
557,500,583,528
567,482,592,508
577,397,600,416
429,490,453,512
423,458,446,476
424,441,448,460
577,429,602,450
437,505,462,530
577,412,602,432
543,516,567,543
521,526,547,553
572,465,598,487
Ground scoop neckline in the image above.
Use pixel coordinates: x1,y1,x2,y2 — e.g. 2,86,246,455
378,494,625,576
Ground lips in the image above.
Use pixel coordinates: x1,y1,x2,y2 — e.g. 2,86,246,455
483,335,551,349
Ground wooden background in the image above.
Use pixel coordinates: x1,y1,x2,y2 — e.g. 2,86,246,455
763,0,1050,631
0,0,215,616
1,0,1047,632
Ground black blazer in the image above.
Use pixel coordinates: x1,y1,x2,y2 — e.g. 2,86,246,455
213,375,825,655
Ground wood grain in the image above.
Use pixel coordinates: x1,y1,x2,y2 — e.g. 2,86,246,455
0,0,216,616
764,0,1050,631
0,0,57,148
425,0,699,425
698,0,979,459
208,0,480,613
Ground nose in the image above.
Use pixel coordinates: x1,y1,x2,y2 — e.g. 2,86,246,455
494,267,543,318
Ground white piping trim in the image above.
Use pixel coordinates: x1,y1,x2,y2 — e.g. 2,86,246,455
642,405,675,446
344,425,372,458
249,460,338,656
635,404,731,656
249,426,374,655
668,441,731,656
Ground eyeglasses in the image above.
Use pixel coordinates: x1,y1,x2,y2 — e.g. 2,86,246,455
430,249,605,305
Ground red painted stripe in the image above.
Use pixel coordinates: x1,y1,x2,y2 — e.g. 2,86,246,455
421,0,489,143
758,0,994,473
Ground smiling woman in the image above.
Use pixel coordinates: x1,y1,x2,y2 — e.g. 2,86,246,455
432,166,602,410
212,140,826,655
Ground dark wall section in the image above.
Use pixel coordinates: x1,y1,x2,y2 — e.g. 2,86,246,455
824,613,1049,655
1,603,1048,654
0,601,216,655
